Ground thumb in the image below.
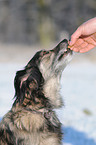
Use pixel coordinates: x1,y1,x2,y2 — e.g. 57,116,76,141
69,28,82,46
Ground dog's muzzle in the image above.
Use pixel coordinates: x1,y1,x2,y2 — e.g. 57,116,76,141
52,39,73,61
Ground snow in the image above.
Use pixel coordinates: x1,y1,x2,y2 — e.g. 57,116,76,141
59,63,96,145
0,60,96,145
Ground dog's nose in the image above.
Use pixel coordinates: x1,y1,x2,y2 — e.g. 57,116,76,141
52,39,68,53
59,39,68,51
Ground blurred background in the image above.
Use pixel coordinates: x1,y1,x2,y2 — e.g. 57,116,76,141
0,0,96,145
0,0,96,62
0,0,96,45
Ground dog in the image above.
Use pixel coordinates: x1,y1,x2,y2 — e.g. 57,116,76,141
0,39,72,145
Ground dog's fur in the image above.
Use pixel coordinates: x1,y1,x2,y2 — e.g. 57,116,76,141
0,39,72,145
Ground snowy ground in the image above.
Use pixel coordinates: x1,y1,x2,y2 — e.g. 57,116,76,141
0,44,96,145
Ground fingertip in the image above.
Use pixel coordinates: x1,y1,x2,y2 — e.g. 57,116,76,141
69,41,73,46
70,46,74,50
70,28,82,46
79,50,86,53
69,35,77,46
70,47,73,50
73,48,79,52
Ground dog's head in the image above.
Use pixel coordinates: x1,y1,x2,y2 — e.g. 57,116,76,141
14,39,72,108
27,39,72,79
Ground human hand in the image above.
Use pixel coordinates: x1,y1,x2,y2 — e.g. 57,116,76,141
69,17,96,53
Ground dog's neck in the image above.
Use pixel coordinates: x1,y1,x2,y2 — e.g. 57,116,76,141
43,75,63,108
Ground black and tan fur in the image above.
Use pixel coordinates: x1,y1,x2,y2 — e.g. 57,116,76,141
0,39,72,145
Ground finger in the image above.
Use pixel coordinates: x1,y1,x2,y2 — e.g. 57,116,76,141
79,41,88,48
74,38,84,47
69,38,84,50
72,47,80,52
91,34,96,46
70,28,82,46
80,44,95,53
71,42,92,52
70,39,85,51
91,32,96,43
84,36,96,46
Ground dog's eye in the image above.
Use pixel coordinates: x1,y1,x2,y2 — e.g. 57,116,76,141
43,51,49,55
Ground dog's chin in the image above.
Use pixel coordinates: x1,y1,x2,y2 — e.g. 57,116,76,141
58,48,73,61
54,48,73,73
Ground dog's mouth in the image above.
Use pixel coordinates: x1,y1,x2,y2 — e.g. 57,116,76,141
52,39,73,62
58,48,72,61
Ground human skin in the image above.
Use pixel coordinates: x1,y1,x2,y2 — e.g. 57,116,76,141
69,17,96,53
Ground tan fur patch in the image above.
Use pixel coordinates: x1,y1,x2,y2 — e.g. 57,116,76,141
15,112,44,132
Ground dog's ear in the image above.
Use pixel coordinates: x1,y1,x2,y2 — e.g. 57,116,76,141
14,66,44,105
